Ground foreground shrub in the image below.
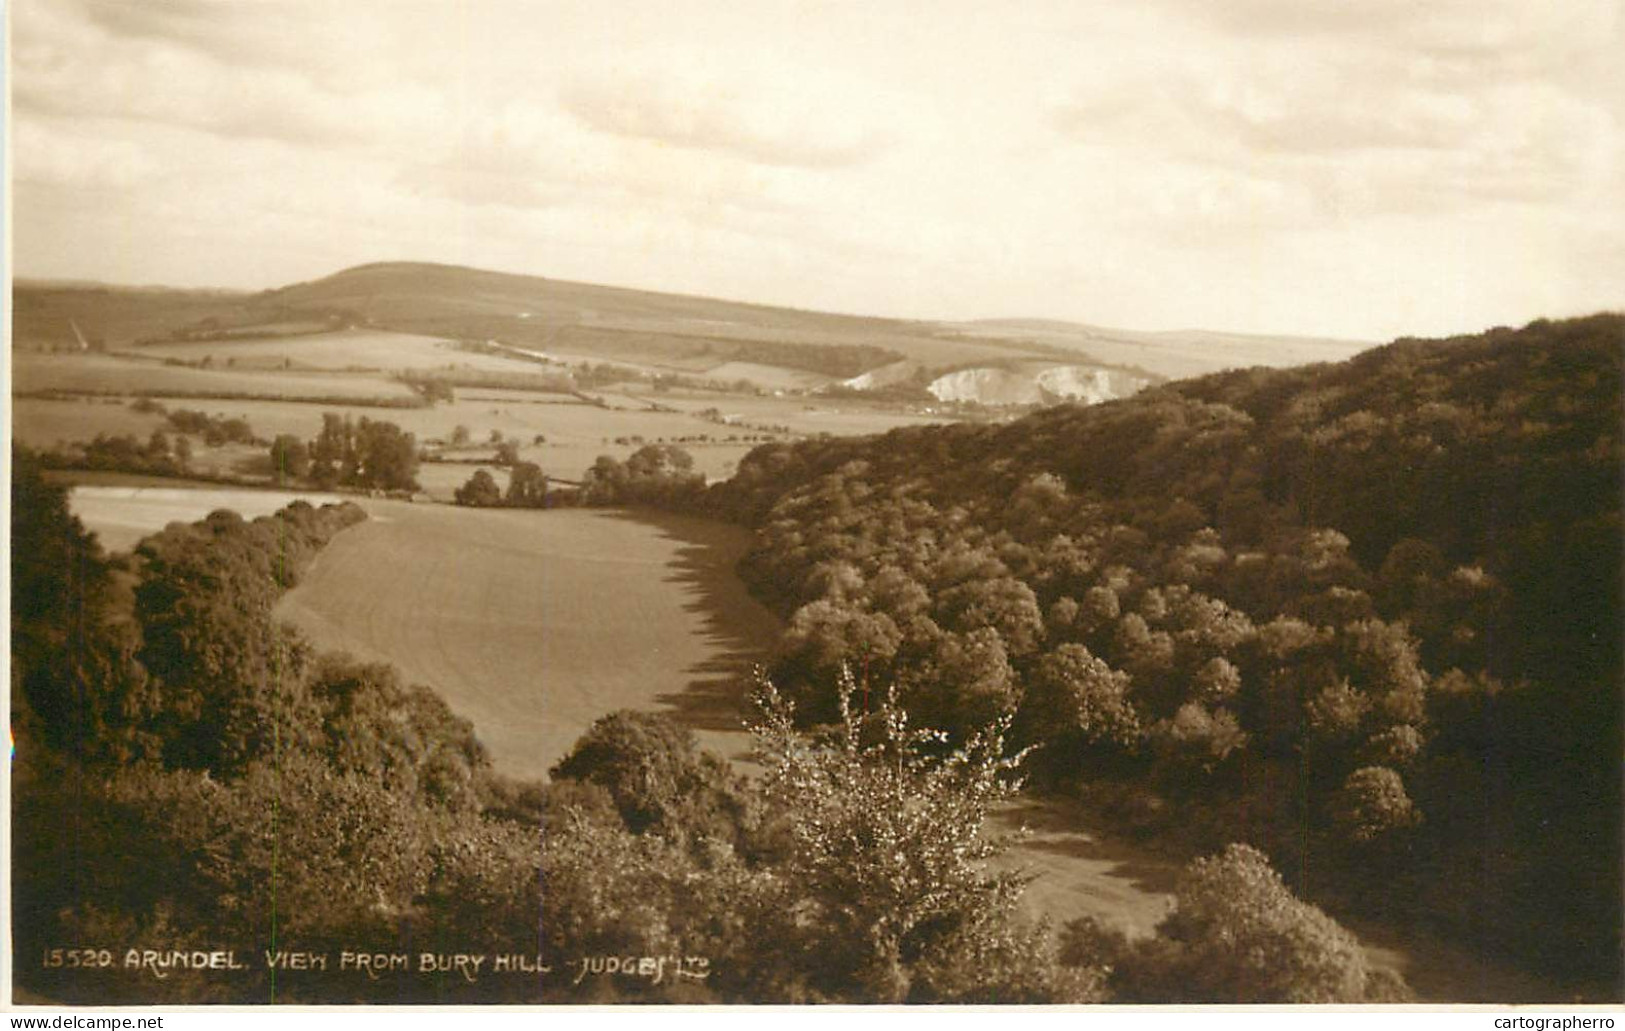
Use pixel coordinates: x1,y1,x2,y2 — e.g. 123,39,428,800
1073,842,1410,1003
749,670,1102,1003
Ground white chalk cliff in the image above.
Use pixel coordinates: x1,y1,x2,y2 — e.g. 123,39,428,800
926,365,1146,406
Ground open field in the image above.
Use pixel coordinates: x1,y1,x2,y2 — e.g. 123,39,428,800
181,395,773,490
12,397,170,447
274,503,780,778
988,798,1177,940
136,328,563,376
68,484,345,552
696,361,833,390
13,352,419,401
651,390,956,436
13,374,878,498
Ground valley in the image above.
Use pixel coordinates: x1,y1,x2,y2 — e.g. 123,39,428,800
19,263,1615,1005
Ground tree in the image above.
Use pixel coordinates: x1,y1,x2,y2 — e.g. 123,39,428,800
932,576,1045,657
454,469,502,507
1331,766,1421,844
352,418,420,491
10,450,155,763
269,434,311,482
1149,702,1247,775
309,412,349,486
1020,644,1139,749
903,628,1019,736
779,599,903,691
307,655,489,810
128,503,365,774
626,443,695,479
506,462,547,507
494,440,521,466
451,424,472,447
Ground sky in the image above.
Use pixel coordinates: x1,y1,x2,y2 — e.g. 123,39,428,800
9,0,1624,341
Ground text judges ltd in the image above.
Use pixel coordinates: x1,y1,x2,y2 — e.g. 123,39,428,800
41,947,711,985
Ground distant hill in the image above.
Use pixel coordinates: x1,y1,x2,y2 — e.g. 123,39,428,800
951,317,1371,381
14,261,1372,387
12,283,253,352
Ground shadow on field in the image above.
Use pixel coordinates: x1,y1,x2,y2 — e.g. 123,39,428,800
605,510,781,759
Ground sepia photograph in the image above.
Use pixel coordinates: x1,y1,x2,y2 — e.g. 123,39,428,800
6,0,1623,1011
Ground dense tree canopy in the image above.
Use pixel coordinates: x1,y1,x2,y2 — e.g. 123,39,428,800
685,314,1622,984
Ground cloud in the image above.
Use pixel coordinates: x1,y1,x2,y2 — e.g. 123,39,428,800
73,0,262,55
12,1,349,145
559,63,894,170
11,119,163,192
393,102,816,222
1150,0,1616,55
1050,32,1621,222
9,0,1620,339
11,0,440,148
65,0,375,83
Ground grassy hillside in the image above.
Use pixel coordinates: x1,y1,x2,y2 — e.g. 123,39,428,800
14,262,1369,385
12,283,252,351
275,504,778,779
953,317,1371,380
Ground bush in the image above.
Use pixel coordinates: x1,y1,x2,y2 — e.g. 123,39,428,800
550,710,753,850
454,468,503,507
1094,843,1409,1003
746,670,1091,1003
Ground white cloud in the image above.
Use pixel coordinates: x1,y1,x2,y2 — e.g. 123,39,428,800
8,0,1622,339
1051,25,1622,225
12,119,162,192
558,59,896,170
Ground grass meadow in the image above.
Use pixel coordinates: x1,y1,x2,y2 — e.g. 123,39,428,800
273,502,780,778
136,328,560,375
13,352,419,401
68,484,347,552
